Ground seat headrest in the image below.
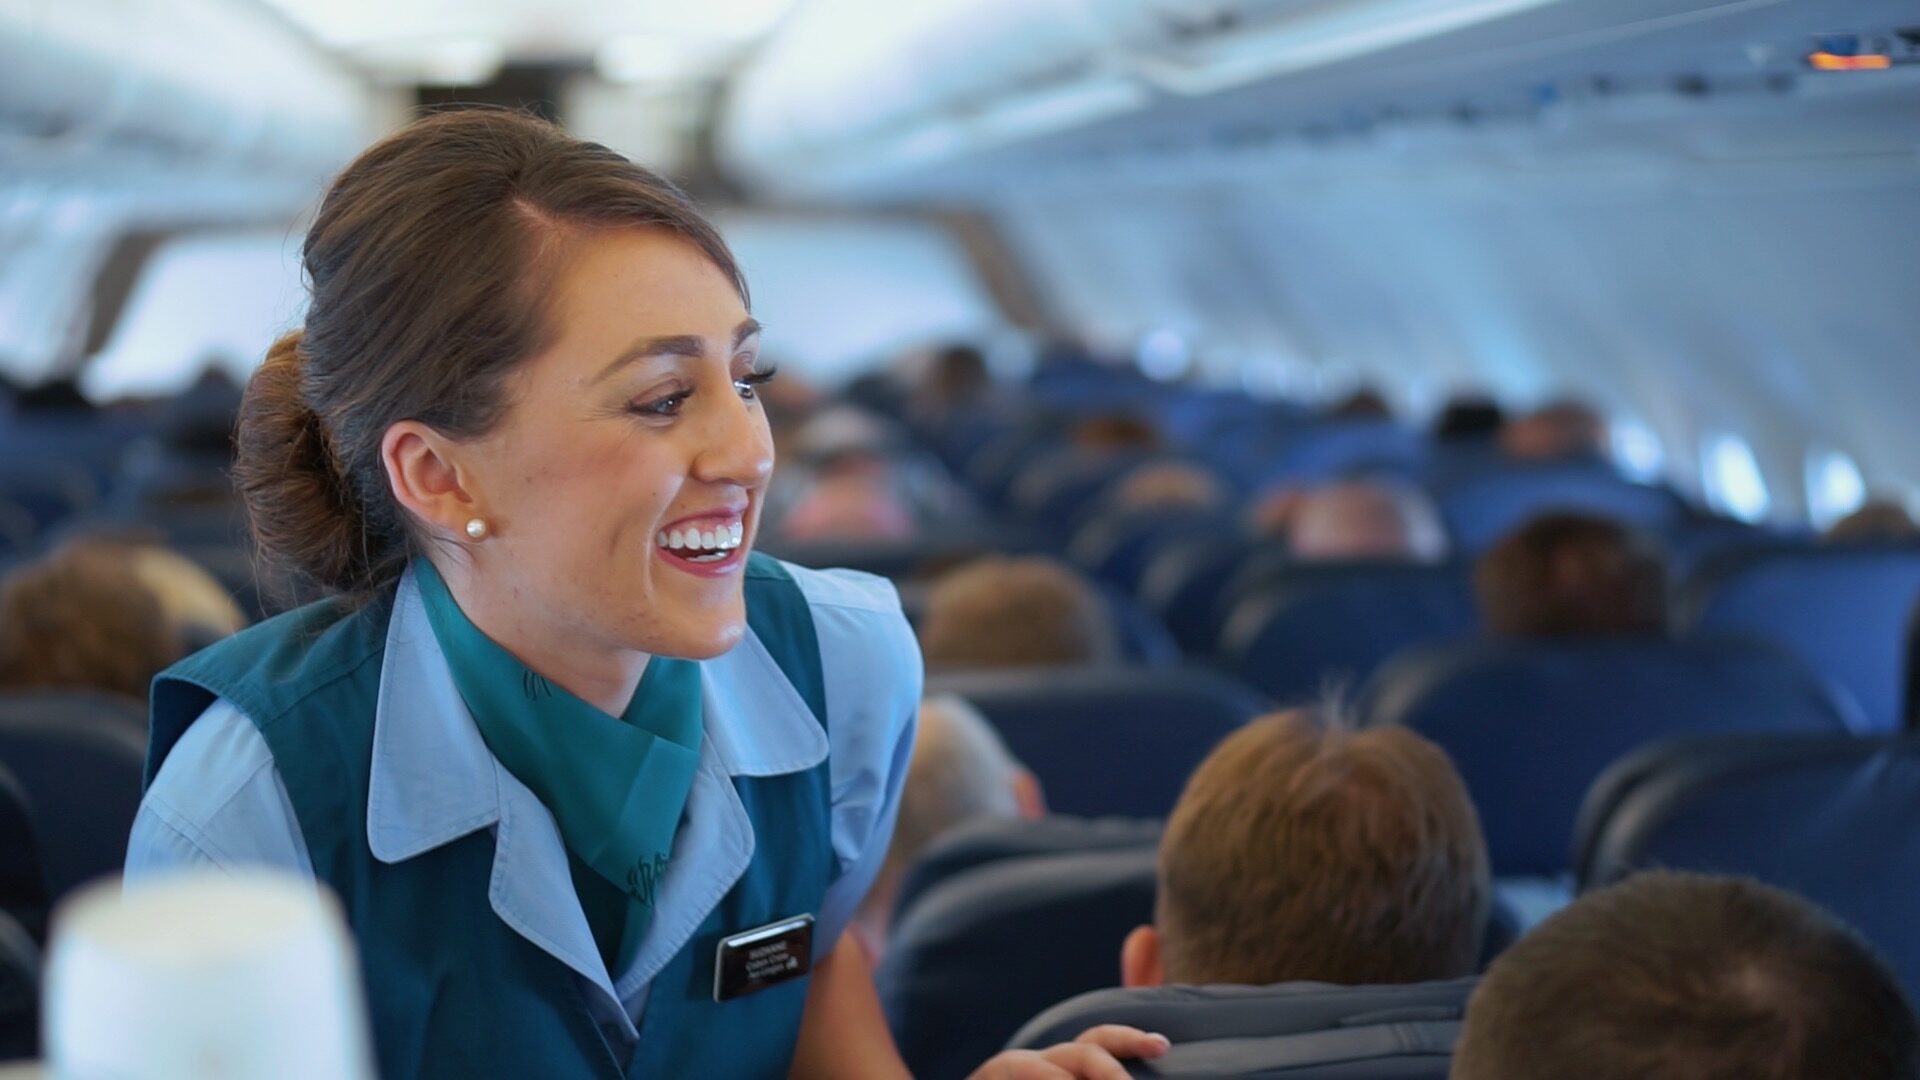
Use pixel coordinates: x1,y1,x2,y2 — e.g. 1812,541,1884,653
926,667,1267,818
877,848,1157,1080
891,815,1162,930
1435,465,1684,554
1010,977,1477,1080
1360,637,1853,876
1573,732,1920,999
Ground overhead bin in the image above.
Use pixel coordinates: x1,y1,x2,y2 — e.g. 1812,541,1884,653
719,0,1859,198
0,0,373,188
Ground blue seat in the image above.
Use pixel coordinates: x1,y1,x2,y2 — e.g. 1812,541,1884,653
0,764,46,944
1677,543,1920,733
876,848,1157,1080
1359,638,1854,877
1138,535,1267,654
1007,449,1159,540
0,691,148,901
891,815,1162,933
1218,561,1477,704
1009,977,1477,1080
927,667,1268,818
1575,732,1920,999
1067,506,1236,594
1242,420,1428,490
1433,464,1686,554
0,909,37,1062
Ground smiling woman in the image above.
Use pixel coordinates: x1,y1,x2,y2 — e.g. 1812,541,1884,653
119,109,1162,1080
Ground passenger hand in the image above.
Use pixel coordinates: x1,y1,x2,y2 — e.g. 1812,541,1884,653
965,1025,1171,1080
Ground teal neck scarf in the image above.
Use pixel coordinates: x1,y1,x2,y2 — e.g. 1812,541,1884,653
412,558,703,974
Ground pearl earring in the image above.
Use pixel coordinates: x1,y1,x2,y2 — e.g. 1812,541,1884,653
465,518,488,540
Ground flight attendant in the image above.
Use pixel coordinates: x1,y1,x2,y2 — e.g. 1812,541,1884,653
124,109,1164,1079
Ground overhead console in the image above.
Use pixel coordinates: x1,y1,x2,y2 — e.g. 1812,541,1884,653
0,0,376,214
718,0,1920,200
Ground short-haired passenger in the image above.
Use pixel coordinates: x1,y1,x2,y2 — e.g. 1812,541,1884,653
0,542,182,702
1499,401,1607,462
1826,500,1920,544
919,555,1120,672
1287,480,1450,563
1453,871,1919,1080
1476,513,1667,638
851,695,1044,958
1121,708,1489,988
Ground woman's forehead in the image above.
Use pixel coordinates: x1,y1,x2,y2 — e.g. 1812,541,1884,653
546,227,748,344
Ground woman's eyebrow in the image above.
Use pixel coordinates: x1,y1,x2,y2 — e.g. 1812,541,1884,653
592,319,762,385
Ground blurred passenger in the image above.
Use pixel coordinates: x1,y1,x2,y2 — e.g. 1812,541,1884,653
1108,462,1228,514
1476,513,1667,638
1245,485,1311,539
1329,388,1392,421
850,695,1045,958
909,343,993,422
779,471,917,542
121,544,247,651
1500,401,1607,462
0,542,179,703
1069,413,1162,453
1433,397,1505,442
1453,871,1918,1080
919,555,1120,672
1825,500,1920,544
1121,707,1489,988
1288,480,1450,563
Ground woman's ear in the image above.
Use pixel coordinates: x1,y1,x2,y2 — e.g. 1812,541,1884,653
381,420,479,538
1121,924,1165,989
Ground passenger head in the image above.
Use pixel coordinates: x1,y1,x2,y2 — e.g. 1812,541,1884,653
1826,501,1920,545
1109,462,1228,514
1123,708,1490,988
919,555,1119,672
1288,480,1450,562
852,695,1044,955
0,542,182,702
1500,401,1607,462
120,544,248,651
1329,387,1392,420
915,343,991,413
1453,871,1919,1080
1433,397,1505,442
1069,413,1161,453
778,472,916,542
234,108,764,660
1476,513,1667,638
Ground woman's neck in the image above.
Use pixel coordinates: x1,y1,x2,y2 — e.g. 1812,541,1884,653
428,556,647,717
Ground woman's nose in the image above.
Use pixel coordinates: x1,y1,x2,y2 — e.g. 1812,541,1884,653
691,388,774,488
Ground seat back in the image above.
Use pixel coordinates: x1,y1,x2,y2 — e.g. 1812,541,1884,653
1576,733,1920,998
1138,535,1266,654
891,815,1162,932
1678,543,1920,732
1434,464,1685,555
0,909,37,1062
0,765,46,944
876,848,1156,1080
1359,638,1854,876
1009,978,1476,1080
926,667,1267,818
1218,562,1477,704
0,691,148,901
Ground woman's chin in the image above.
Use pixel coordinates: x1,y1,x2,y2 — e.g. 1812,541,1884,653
648,618,748,661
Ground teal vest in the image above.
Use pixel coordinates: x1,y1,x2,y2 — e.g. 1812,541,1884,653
146,555,837,1080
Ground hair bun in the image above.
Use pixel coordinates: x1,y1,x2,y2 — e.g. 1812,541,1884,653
232,330,373,599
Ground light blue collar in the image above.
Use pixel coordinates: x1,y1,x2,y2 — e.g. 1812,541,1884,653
362,567,829,1028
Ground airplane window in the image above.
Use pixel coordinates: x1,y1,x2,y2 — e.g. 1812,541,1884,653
1609,418,1667,485
1701,433,1772,523
82,229,305,401
1136,329,1192,381
1804,448,1868,530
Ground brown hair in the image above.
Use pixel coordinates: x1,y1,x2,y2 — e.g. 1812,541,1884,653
235,108,744,601
0,541,183,702
1454,871,1919,1080
1156,708,1489,986
1475,512,1668,638
918,555,1119,672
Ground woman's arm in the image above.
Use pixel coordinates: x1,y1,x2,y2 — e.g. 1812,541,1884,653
789,934,912,1080
788,935,1170,1080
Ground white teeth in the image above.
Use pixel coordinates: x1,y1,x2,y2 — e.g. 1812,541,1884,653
730,522,743,546
656,531,668,547
657,520,746,556
670,530,686,549
703,529,718,549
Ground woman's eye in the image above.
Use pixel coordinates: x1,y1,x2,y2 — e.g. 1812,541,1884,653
630,391,690,418
735,365,779,401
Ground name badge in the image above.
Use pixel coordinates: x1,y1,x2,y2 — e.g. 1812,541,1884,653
713,914,815,1003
